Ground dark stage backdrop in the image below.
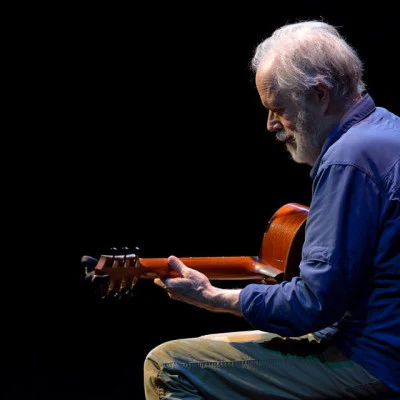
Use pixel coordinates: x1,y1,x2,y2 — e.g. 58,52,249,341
7,1,398,399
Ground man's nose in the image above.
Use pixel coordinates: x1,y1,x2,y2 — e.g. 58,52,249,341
267,111,282,132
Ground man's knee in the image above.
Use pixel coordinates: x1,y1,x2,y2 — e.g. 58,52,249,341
144,339,183,370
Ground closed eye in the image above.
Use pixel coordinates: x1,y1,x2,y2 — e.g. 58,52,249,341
270,107,284,115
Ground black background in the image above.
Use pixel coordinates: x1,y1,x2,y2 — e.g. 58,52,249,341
6,1,399,399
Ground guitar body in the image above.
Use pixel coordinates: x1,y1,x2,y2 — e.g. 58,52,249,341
260,202,309,281
94,203,309,295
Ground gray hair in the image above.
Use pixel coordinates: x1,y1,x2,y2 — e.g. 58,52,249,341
251,21,366,103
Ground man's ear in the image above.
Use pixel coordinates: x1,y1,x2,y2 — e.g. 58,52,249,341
311,82,330,113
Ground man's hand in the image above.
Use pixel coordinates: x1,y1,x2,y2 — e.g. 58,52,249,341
154,255,243,316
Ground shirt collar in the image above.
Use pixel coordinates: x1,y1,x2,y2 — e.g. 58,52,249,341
310,93,376,179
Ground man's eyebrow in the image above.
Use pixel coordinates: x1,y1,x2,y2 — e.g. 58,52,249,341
264,102,283,111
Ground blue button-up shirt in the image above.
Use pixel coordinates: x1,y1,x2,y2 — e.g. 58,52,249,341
239,94,400,392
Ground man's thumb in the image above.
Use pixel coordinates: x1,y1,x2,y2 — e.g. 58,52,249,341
167,255,186,275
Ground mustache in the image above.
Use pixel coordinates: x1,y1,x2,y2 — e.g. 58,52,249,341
275,130,292,142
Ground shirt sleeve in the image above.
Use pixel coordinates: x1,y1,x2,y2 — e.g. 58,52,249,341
239,163,381,336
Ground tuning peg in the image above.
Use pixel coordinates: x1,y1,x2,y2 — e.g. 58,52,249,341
121,279,138,300
121,246,130,263
131,246,140,266
110,247,118,260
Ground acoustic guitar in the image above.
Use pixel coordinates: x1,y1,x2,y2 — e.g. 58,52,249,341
91,203,309,298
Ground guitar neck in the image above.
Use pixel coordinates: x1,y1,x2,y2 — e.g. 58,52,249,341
95,255,284,282
140,256,284,280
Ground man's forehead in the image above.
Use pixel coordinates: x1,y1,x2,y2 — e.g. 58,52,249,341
255,54,277,91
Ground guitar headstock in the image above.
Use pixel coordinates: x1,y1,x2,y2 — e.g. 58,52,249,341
93,246,145,300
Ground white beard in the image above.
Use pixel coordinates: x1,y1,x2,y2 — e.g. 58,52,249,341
281,110,327,166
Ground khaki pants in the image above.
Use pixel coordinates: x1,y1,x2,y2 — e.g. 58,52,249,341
144,330,392,399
